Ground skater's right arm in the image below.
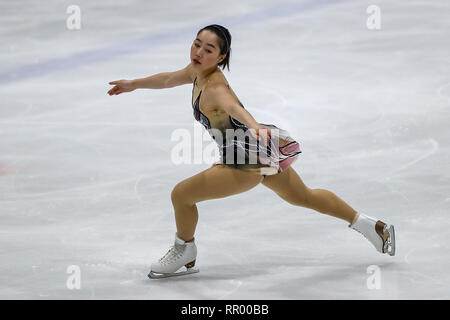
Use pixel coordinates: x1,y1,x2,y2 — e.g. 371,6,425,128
107,63,194,95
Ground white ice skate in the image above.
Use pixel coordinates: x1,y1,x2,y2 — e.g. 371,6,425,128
349,213,396,256
148,233,199,279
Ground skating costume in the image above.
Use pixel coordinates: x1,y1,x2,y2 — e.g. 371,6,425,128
192,77,302,175
148,82,396,279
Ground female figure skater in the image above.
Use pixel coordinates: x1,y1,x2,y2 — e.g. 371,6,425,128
108,24,395,279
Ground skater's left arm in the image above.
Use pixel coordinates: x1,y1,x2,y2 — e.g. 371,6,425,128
204,83,271,142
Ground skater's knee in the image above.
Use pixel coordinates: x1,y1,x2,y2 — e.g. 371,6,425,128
307,188,337,213
279,186,312,208
296,186,313,208
171,182,193,206
171,183,185,204
303,187,314,207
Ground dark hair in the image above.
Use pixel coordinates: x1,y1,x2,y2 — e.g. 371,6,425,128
197,24,232,71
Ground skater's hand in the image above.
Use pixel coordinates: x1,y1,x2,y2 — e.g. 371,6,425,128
249,124,272,147
107,79,136,95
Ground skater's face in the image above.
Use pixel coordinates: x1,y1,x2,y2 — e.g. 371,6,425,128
190,30,226,71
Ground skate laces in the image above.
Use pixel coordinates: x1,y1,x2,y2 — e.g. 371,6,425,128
159,244,185,265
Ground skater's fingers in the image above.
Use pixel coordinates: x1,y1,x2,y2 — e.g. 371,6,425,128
108,87,121,95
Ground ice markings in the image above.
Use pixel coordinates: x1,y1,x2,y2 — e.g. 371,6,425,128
436,81,450,102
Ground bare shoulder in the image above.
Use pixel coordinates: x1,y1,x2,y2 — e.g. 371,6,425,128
203,83,232,106
203,74,232,98
202,74,239,111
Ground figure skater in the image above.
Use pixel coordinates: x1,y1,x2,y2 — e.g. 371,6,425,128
107,24,395,279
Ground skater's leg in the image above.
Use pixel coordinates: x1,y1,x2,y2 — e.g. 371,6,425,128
261,167,358,224
171,164,264,241
262,167,395,255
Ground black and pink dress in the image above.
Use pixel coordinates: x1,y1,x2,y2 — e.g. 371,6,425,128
192,77,301,175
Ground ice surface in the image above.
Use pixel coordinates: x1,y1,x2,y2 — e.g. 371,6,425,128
1,0,449,299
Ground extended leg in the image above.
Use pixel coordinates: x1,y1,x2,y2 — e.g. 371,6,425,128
261,167,358,224
261,167,395,255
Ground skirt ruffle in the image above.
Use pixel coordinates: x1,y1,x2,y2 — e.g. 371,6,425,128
211,123,302,175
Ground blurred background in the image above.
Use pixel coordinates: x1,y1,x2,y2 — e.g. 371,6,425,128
1,0,449,299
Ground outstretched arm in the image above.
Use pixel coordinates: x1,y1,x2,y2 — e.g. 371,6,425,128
107,63,194,95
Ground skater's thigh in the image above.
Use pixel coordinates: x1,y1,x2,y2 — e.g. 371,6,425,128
261,166,311,207
172,164,264,204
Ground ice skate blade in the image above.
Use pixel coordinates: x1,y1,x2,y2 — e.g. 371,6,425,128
386,225,395,256
376,221,396,256
148,268,199,279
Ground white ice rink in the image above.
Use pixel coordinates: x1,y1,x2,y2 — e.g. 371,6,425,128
1,0,449,299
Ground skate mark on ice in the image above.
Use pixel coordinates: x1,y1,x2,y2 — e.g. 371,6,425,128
217,280,243,299
404,248,415,264
436,81,450,102
389,138,438,174
0,0,346,85
371,138,439,182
